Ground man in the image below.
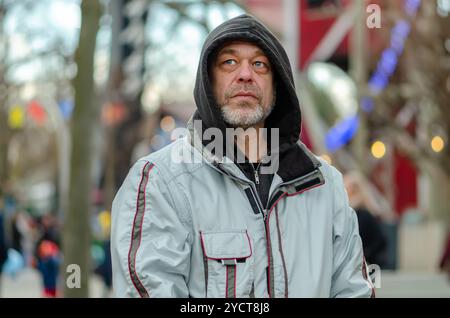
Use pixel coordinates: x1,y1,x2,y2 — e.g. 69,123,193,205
111,14,374,298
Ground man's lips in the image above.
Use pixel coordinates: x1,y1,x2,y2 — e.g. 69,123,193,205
232,92,258,99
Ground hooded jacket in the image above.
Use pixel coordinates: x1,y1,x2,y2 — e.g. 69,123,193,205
111,14,375,298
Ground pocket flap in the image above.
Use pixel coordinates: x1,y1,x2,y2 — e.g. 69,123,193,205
200,230,252,260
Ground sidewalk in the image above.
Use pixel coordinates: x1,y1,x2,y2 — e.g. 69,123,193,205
0,268,108,298
1,268,450,297
376,270,450,298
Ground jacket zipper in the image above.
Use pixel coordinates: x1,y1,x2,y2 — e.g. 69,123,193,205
249,162,275,297
254,170,260,185
252,162,262,185
259,169,323,298
214,163,322,298
238,162,274,297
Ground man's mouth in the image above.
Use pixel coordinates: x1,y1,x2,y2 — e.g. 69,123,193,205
232,92,258,99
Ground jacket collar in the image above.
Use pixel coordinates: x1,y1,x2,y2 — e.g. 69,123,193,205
186,116,323,185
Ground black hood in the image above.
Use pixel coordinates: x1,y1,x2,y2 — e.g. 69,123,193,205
192,14,320,181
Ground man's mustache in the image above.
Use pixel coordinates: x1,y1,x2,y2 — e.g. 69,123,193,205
225,85,262,100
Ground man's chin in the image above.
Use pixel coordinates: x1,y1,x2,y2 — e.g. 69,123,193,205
229,100,258,109
222,110,264,128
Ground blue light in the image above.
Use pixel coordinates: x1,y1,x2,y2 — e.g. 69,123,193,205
325,115,360,153
369,73,388,94
367,19,413,97
379,48,399,77
404,0,421,16
391,35,406,54
324,0,421,152
392,20,411,38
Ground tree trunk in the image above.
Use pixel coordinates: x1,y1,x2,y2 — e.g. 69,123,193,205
105,0,148,210
349,0,369,175
63,0,102,298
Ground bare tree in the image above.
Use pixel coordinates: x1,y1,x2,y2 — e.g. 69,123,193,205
63,0,102,298
0,0,75,208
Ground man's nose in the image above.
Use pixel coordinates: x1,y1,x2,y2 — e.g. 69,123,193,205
236,61,253,83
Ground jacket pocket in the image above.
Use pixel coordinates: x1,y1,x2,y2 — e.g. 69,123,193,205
200,230,254,298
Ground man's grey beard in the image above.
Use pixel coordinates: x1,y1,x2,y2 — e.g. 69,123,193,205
220,102,274,128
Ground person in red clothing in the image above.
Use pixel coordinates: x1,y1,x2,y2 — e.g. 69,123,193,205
33,214,61,297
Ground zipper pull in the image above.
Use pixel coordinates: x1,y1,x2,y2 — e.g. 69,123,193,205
263,209,268,220
254,170,260,185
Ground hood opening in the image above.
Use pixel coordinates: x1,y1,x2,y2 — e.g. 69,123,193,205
191,14,319,181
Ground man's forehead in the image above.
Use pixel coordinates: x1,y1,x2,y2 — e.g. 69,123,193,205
216,40,267,57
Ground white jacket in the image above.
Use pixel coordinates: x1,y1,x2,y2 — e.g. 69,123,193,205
111,136,375,298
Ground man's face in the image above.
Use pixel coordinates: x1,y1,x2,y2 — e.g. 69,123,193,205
211,41,275,128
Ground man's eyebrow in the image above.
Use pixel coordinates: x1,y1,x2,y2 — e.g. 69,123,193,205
217,48,238,56
253,49,267,58
217,47,268,58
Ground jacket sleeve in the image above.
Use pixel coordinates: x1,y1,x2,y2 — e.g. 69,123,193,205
111,160,193,298
330,169,375,298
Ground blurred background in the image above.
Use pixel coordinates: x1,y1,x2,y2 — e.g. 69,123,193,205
0,0,450,298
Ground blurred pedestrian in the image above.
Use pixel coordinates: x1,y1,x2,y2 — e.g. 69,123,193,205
94,210,112,297
11,212,24,255
0,192,9,293
344,172,387,267
33,214,61,298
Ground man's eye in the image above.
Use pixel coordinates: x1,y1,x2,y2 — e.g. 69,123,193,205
223,59,237,65
254,61,268,69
